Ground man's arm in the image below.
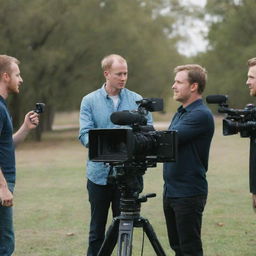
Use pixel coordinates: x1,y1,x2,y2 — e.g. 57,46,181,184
0,169,13,207
79,97,95,148
172,110,214,145
13,111,39,146
146,112,153,125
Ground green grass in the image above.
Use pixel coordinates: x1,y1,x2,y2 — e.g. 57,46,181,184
12,116,256,255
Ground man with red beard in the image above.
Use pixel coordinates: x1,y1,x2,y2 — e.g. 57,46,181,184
0,55,40,256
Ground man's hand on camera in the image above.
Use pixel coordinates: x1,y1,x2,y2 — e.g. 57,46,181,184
0,185,13,207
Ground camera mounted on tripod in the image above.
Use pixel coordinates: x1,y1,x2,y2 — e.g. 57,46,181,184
206,94,256,137
89,98,173,256
88,98,177,197
89,98,177,164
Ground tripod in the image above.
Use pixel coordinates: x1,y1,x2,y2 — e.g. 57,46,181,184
97,192,166,256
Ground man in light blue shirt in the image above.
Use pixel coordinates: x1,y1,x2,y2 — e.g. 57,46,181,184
79,54,152,256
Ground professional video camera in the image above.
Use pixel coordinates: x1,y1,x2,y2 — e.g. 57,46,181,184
88,98,177,256
88,98,177,196
89,98,177,164
206,95,256,137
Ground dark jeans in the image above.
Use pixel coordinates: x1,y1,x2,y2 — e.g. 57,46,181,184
0,182,15,256
163,195,207,256
86,179,120,256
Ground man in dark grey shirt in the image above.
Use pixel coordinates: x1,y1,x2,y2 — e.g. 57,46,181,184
163,64,214,256
246,57,256,211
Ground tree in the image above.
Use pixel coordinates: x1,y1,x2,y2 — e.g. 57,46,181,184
0,0,184,140
195,0,256,108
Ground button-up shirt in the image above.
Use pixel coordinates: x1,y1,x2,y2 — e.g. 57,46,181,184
163,99,214,197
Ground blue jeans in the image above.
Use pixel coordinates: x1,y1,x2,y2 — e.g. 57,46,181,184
0,182,15,256
86,179,120,256
163,195,207,256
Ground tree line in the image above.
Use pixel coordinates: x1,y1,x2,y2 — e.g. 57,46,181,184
194,0,256,108
1,0,254,140
0,0,186,140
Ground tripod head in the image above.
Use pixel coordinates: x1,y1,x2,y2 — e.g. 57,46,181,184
107,161,149,198
107,161,157,215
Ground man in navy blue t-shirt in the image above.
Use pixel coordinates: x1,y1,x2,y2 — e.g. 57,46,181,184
163,64,214,256
0,55,40,256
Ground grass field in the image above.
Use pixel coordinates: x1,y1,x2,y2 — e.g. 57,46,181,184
12,115,256,256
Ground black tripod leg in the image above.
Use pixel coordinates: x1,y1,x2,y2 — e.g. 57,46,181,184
97,218,119,256
117,219,134,256
141,218,167,256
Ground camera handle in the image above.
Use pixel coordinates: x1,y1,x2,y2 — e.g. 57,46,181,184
97,193,166,256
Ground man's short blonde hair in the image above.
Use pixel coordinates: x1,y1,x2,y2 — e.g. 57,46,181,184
248,57,256,67
174,64,207,94
101,54,127,71
0,55,20,76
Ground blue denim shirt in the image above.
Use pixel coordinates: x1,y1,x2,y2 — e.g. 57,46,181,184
163,99,214,198
79,85,153,185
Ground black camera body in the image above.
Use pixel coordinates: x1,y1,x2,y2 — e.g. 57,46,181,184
34,103,45,114
89,98,177,165
89,128,177,164
89,98,177,196
206,95,256,137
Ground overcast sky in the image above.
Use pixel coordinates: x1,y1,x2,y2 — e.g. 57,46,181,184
188,0,206,6
177,0,208,56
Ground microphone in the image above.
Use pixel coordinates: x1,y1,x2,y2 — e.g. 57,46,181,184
206,95,228,104
110,110,147,125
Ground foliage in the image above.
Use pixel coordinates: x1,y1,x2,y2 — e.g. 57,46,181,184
195,0,256,109
0,0,184,139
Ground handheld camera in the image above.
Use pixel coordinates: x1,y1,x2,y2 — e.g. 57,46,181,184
206,95,256,137
34,103,45,114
